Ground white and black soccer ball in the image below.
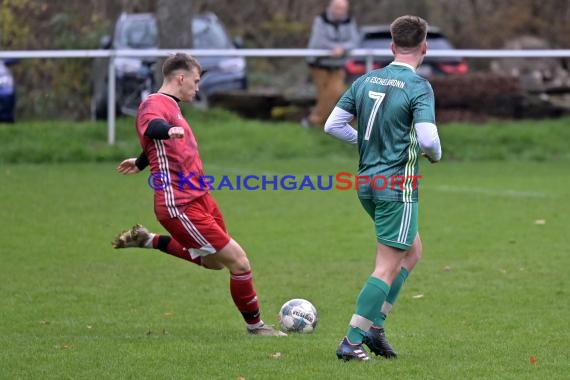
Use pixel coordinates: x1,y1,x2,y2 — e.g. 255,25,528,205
278,298,318,333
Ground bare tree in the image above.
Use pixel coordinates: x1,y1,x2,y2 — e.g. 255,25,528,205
152,0,193,84
155,0,193,49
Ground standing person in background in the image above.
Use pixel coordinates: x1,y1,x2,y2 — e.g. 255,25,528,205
302,0,360,129
324,15,442,361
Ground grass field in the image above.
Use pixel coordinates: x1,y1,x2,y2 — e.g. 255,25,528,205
0,116,568,379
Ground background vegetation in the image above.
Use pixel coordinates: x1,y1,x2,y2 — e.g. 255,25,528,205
1,110,569,164
1,0,569,120
1,3,567,377
1,115,568,379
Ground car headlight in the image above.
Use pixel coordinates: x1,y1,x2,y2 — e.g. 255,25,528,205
0,74,14,88
115,58,143,75
218,58,245,73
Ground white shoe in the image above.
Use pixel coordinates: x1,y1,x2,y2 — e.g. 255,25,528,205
247,324,287,337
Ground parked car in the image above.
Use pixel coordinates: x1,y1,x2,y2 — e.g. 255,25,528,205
190,12,247,107
91,11,247,119
0,59,17,123
345,25,468,83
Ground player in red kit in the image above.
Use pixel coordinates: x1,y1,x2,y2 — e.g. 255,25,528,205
112,53,285,337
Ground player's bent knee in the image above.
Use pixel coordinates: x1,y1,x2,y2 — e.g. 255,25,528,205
215,243,251,273
228,256,250,273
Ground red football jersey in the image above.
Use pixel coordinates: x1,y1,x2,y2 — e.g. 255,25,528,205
135,93,208,220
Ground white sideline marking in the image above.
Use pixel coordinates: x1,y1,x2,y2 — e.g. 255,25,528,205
205,165,555,198
428,185,552,198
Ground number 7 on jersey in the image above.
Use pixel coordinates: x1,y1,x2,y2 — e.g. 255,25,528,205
364,91,386,140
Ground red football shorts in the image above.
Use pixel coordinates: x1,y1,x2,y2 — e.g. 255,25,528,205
158,193,231,257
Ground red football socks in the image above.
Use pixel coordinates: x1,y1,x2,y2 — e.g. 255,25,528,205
230,271,261,325
153,235,202,266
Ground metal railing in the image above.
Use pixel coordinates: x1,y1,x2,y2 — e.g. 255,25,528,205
2,48,570,144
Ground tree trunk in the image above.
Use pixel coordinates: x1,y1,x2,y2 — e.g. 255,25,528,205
156,0,193,49
154,0,193,84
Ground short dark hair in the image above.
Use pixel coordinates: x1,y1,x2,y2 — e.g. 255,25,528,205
390,15,428,49
162,53,201,78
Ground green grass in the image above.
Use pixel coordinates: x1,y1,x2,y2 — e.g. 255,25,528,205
0,113,568,378
0,108,354,164
0,109,569,164
439,117,570,161
0,157,568,379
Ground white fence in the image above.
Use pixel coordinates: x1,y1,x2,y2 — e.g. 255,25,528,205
1,48,570,145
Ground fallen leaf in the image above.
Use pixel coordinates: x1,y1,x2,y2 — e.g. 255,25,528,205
412,294,424,299
442,265,452,272
86,325,93,329
529,356,537,364
164,311,176,317
534,219,546,225
236,377,246,380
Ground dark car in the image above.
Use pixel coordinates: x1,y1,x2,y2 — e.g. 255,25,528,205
345,25,468,83
0,59,17,123
91,12,247,118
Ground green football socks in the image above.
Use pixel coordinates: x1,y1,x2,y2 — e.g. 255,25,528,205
374,267,409,327
346,276,390,344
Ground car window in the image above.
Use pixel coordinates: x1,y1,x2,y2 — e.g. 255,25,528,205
192,18,231,49
117,18,158,48
361,31,391,49
426,37,454,50
360,30,455,50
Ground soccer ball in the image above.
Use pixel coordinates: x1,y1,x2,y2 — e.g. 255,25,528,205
278,298,318,333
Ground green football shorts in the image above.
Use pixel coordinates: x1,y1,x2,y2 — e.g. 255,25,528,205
359,198,418,250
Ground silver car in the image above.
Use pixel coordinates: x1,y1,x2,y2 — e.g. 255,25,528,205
91,12,247,118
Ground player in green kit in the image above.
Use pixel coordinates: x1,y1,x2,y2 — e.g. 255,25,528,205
325,15,442,361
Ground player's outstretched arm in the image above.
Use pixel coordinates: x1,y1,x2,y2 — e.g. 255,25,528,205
117,151,150,174
144,119,184,140
117,158,140,175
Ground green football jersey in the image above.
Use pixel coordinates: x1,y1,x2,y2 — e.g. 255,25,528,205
336,62,436,202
